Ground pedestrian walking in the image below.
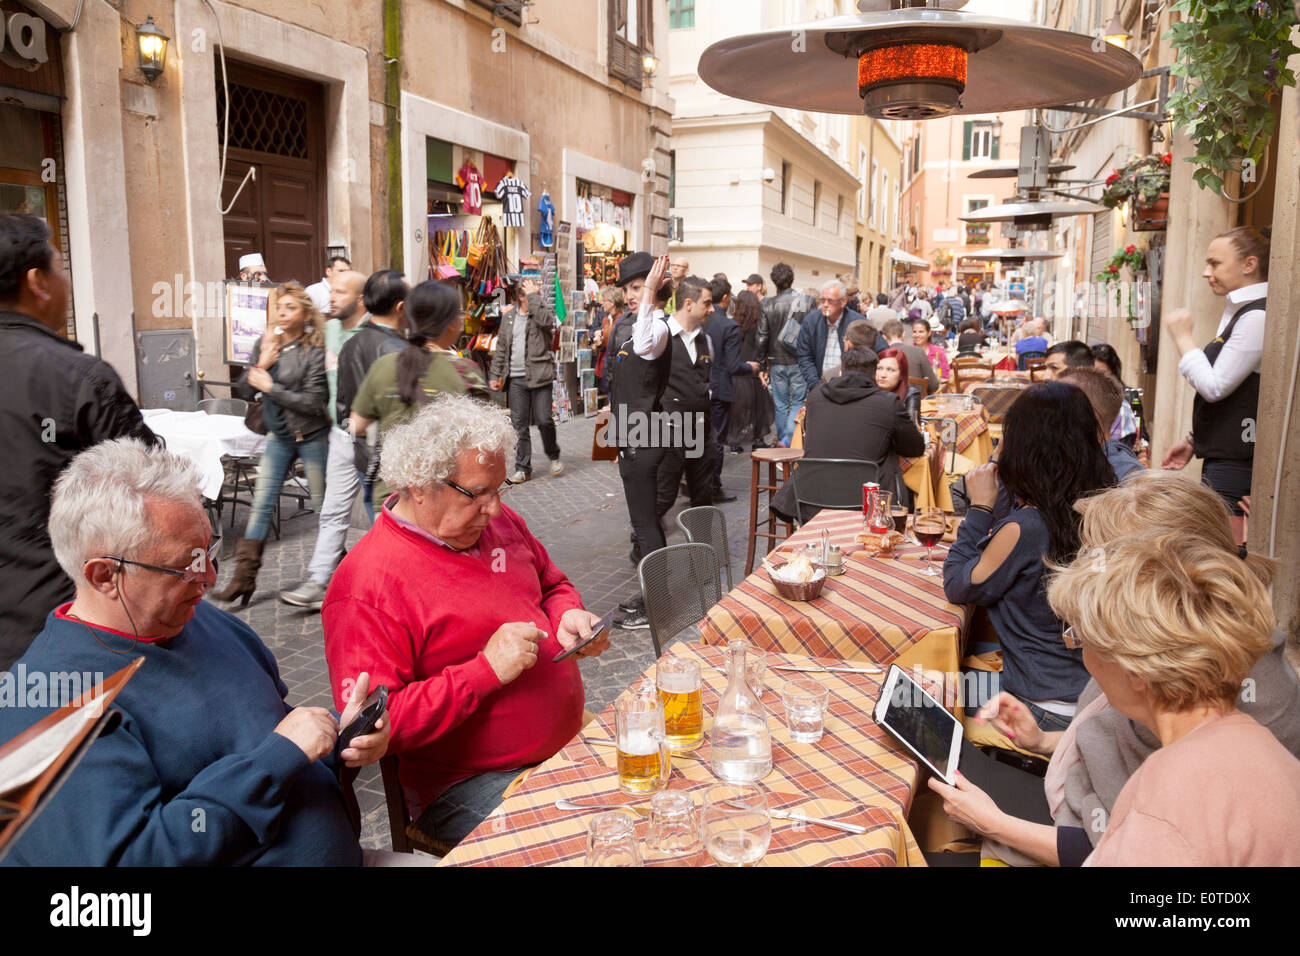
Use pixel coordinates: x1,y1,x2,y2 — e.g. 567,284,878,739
727,289,773,449
489,278,562,483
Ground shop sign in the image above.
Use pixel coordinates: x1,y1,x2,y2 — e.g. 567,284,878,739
0,10,47,71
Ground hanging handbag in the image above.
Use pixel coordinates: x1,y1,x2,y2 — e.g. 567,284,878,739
467,220,488,269
243,398,267,436
434,230,460,280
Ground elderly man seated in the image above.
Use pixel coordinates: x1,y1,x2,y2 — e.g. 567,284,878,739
0,439,392,866
322,393,609,847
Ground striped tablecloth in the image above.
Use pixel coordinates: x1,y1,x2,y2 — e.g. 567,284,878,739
440,641,925,867
701,510,969,677
920,398,993,462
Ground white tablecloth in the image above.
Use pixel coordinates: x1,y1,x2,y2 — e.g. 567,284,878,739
141,409,266,500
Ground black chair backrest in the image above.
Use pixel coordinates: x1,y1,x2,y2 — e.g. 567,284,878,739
637,543,723,657
677,505,733,591
1017,350,1045,370
199,397,249,416
790,457,882,526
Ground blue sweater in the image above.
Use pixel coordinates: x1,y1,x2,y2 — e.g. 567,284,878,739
943,507,1089,703
0,602,360,866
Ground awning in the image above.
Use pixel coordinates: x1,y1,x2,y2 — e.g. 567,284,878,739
889,248,930,268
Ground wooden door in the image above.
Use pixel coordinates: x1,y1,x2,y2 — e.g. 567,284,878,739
217,62,326,285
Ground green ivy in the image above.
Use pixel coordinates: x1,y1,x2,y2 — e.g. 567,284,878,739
1166,0,1299,194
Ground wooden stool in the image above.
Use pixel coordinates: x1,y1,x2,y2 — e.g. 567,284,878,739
745,447,803,575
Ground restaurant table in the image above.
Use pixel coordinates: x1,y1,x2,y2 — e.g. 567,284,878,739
919,396,994,464
900,438,974,512
702,509,970,680
439,640,926,867
142,408,266,500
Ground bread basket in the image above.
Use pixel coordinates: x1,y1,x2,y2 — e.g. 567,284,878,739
763,555,828,602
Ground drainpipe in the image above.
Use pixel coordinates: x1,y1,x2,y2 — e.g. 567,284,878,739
384,0,403,271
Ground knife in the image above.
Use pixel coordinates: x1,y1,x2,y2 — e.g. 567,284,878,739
770,664,883,675
769,807,867,834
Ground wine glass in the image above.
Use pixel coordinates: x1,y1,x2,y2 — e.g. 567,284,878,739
914,507,947,578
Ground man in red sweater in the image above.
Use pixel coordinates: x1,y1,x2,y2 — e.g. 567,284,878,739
322,394,608,847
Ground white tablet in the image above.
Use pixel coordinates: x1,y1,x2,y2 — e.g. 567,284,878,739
873,664,962,786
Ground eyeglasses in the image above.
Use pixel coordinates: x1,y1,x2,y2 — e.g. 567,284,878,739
819,296,844,304
1062,625,1084,650
445,479,511,505
93,537,221,583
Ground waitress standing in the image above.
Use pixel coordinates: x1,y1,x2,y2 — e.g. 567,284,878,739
1162,226,1269,543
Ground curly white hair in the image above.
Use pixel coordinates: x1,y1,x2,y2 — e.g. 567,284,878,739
379,394,517,492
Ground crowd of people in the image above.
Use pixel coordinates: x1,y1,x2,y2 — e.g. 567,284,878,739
0,203,1293,867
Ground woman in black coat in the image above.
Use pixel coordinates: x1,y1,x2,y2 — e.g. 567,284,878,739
726,290,774,450
771,348,925,523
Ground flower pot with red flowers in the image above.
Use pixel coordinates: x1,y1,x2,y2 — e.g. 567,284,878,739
1096,244,1148,325
1100,155,1171,230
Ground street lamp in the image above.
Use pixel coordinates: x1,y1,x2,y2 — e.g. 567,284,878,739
136,15,169,83
642,53,660,78
1104,8,1131,49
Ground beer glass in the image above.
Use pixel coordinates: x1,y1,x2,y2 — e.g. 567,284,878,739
585,812,642,867
615,686,671,795
657,656,704,753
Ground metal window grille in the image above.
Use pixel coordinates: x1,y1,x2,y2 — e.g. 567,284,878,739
216,82,309,159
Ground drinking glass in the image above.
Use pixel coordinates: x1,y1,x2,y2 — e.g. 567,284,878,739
615,685,671,795
780,676,831,743
645,789,701,857
657,656,704,753
585,812,643,867
914,506,947,578
702,784,771,867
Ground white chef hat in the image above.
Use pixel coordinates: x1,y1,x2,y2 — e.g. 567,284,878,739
239,253,266,271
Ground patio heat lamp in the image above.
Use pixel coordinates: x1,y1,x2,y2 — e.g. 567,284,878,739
697,0,1141,120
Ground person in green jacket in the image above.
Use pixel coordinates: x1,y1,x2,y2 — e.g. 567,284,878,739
350,281,489,502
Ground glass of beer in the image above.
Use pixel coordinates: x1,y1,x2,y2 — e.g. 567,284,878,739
615,685,671,795
657,656,704,753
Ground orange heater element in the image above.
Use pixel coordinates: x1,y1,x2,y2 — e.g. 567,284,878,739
858,43,969,96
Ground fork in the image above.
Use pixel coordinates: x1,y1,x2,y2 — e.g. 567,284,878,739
554,798,651,816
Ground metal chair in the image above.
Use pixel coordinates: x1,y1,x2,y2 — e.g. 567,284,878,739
789,457,883,527
197,397,249,416
637,543,723,657
199,398,257,531
677,505,734,591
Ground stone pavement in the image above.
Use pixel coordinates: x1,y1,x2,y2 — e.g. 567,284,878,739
211,413,768,850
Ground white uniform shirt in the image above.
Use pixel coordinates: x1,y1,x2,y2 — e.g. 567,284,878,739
1177,282,1267,402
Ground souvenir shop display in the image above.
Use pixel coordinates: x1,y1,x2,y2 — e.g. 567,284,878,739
455,160,485,215
538,190,556,248
494,172,531,229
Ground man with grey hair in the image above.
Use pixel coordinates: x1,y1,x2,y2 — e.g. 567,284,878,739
0,438,394,866
795,278,867,407
322,393,609,848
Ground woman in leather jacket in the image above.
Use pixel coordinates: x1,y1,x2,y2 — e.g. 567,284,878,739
876,348,922,424
217,282,330,605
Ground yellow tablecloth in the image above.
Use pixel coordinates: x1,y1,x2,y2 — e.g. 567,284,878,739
440,642,927,867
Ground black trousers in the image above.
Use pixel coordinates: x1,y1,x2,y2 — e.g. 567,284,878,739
710,398,730,490
654,414,717,520
618,444,667,557
507,377,560,474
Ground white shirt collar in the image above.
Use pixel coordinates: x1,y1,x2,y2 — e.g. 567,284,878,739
666,316,701,342
1226,282,1268,305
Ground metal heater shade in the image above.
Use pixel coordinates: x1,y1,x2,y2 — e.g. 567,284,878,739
959,199,1108,230
968,164,1076,180
958,247,1063,263
698,9,1141,118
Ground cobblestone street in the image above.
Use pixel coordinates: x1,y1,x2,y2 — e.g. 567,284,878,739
212,414,761,850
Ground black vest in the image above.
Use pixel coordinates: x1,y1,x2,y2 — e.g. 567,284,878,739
663,329,713,414
1192,298,1264,461
607,314,673,446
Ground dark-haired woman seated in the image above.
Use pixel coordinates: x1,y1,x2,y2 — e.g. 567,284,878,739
943,381,1116,730
350,280,488,502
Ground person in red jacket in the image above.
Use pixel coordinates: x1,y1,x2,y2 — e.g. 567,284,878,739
321,393,609,848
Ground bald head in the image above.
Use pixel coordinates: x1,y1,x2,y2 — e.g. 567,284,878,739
329,269,367,326
669,257,690,281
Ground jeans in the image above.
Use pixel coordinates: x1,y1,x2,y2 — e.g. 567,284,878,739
507,377,560,475
413,767,529,848
243,430,328,541
769,364,806,447
306,427,362,585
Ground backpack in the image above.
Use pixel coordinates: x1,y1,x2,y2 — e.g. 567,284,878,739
777,292,814,351
937,299,955,329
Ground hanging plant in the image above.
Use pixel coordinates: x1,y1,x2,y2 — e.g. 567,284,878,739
1166,0,1299,195
1100,154,1172,209
1096,244,1147,324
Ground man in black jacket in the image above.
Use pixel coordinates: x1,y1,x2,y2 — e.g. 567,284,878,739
0,214,158,667
701,275,746,502
756,262,813,447
280,269,406,608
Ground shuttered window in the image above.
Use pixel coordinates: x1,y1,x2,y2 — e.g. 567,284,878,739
609,0,652,89
468,0,522,26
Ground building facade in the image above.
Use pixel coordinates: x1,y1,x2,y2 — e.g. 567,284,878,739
10,0,672,398
848,116,903,299
666,0,858,292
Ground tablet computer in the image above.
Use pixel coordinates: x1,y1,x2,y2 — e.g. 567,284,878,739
873,664,962,786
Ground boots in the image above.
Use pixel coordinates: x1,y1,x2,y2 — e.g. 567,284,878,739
214,538,266,608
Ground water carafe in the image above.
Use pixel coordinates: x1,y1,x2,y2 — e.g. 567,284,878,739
710,638,772,783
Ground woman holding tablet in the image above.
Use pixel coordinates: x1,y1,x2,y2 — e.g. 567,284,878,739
927,473,1300,866
1161,226,1269,544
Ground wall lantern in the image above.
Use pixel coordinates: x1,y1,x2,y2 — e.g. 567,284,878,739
136,16,169,84
642,53,660,78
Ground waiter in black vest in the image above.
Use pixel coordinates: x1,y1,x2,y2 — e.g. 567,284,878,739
609,252,673,630
654,275,718,520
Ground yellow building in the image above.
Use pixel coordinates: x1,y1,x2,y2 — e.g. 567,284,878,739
848,117,903,299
